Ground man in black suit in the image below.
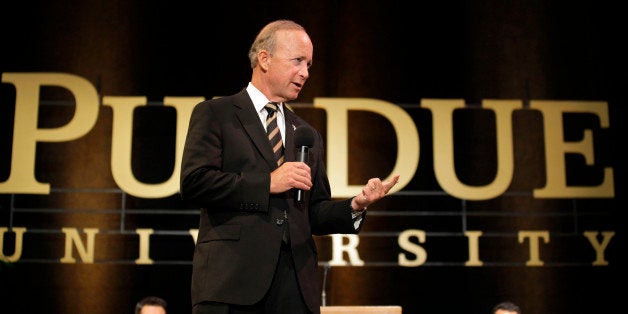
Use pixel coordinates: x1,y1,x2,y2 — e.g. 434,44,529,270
180,19,399,314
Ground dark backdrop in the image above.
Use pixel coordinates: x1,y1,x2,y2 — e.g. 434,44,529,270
1,1,627,313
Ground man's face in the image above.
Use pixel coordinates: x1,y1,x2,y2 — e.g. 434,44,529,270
267,29,313,101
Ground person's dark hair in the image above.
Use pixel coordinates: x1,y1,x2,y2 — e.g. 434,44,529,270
492,301,521,314
135,296,167,314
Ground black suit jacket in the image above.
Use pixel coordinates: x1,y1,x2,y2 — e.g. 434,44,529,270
180,89,363,313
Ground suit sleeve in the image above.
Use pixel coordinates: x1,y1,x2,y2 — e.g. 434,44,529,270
304,128,363,235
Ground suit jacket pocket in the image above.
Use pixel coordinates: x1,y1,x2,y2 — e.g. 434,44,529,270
198,224,241,243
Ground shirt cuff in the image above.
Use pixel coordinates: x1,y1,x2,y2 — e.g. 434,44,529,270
350,199,366,230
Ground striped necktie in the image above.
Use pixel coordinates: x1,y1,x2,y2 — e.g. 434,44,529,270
265,102,289,244
265,102,284,166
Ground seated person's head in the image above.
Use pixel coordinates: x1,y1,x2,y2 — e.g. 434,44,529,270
135,296,167,314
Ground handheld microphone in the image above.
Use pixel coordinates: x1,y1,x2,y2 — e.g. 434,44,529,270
294,125,315,203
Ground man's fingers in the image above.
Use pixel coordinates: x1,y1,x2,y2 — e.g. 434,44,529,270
382,175,400,193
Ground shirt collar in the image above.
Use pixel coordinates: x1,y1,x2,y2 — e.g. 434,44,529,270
246,82,284,115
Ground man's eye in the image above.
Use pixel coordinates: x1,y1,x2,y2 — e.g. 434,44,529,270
292,58,311,68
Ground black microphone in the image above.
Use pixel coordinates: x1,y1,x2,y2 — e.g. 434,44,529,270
294,125,315,203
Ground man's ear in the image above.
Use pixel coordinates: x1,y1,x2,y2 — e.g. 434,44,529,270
258,50,271,71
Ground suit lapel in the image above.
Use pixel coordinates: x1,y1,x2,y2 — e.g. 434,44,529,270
233,91,278,169
283,107,300,163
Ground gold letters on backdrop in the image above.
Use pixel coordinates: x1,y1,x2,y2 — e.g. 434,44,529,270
0,72,616,266
0,227,615,266
0,72,614,199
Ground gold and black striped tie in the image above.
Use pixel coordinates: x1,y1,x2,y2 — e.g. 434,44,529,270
266,102,289,244
265,102,284,166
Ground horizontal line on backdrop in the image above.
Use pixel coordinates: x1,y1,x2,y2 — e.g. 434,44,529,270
9,258,596,267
